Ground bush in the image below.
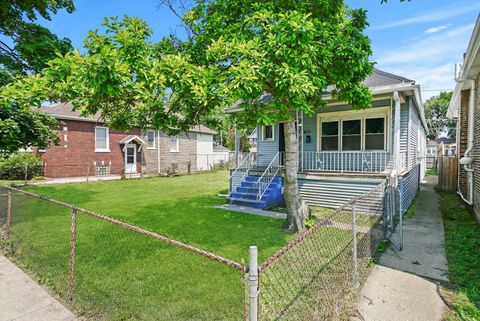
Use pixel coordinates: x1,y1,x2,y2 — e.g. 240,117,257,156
0,154,44,180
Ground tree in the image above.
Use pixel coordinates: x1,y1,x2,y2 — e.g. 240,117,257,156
1,0,75,86
424,91,456,140
0,0,75,155
4,1,374,232
166,0,374,231
1,16,218,137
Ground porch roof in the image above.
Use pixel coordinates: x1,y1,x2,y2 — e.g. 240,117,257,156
120,135,146,151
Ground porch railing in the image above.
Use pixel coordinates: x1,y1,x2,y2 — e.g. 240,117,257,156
256,152,282,201
229,152,257,196
301,151,392,173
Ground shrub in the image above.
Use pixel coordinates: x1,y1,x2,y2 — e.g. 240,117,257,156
0,154,44,180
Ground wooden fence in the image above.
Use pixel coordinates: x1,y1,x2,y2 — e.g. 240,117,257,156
437,156,458,192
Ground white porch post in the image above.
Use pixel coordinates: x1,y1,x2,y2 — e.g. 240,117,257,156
234,128,240,167
393,91,401,175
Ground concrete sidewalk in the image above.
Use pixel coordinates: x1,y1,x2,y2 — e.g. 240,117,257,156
0,256,77,321
354,176,449,321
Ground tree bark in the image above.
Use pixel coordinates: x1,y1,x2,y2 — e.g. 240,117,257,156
283,118,309,232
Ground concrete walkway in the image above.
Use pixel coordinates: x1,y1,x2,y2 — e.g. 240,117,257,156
380,176,449,281
355,176,449,321
215,204,287,219
0,256,77,321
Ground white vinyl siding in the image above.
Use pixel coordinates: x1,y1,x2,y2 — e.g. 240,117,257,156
95,126,109,152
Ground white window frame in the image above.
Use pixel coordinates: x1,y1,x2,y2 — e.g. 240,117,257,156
170,135,179,152
319,119,340,151
317,107,390,152
95,126,110,152
363,116,387,151
262,125,275,141
341,118,363,151
146,130,156,149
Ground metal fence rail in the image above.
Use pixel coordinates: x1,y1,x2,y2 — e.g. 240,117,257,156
0,185,246,321
254,183,385,321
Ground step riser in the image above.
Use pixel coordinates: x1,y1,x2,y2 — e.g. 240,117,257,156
229,175,284,210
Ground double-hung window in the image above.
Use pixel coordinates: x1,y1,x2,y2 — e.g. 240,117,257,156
95,126,109,152
262,125,274,141
321,121,339,151
364,118,385,150
170,136,179,152
319,115,387,151
147,130,156,149
342,120,361,150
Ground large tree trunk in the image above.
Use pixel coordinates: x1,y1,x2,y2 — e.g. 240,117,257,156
283,118,309,232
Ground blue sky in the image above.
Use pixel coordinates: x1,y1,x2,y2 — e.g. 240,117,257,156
36,0,480,100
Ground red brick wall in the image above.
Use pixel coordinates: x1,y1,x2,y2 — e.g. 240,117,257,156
458,89,470,197
38,120,142,178
474,74,480,222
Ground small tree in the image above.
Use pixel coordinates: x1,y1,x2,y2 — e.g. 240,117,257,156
424,91,456,140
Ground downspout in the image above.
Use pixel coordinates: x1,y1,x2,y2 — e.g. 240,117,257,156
458,78,476,205
390,91,401,186
157,130,161,174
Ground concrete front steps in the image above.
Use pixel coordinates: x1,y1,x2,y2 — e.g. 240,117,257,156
229,176,283,209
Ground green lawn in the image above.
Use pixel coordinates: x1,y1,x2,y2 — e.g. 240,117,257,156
439,192,480,321
1,171,295,321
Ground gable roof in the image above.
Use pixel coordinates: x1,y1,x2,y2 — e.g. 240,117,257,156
224,68,414,113
38,103,216,135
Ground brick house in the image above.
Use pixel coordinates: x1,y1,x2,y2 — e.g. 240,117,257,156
447,15,480,222
36,103,216,178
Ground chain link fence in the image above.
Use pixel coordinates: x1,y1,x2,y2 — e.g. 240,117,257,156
254,183,386,321
0,185,247,321
1,180,397,321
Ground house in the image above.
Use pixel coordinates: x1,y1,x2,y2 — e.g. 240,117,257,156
426,137,456,169
35,103,216,178
447,15,480,222
227,69,427,210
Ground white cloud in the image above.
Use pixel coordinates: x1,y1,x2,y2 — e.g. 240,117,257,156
374,1,480,30
375,24,474,66
425,25,448,34
374,23,476,101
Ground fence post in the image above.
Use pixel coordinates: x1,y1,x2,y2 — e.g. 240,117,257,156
248,246,258,321
24,164,28,186
2,190,12,239
67,207,77,303
351,205,359,288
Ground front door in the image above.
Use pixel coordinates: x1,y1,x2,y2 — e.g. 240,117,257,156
125,144,137,174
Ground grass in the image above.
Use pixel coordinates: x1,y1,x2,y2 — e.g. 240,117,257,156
438,192,480,321
426,168,438,176
311,206,380,228
404,195,417,218
1,171,295,321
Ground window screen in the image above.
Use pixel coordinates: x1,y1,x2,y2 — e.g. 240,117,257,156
147,130,155,148
95,127,108,150
321,121,339,151
263,125,274,140
365,118,385,150
342,120,361,150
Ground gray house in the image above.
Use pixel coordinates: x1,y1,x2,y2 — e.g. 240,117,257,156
228,69,427,210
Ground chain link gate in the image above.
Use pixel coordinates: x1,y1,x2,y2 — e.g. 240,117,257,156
384,184,403,250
